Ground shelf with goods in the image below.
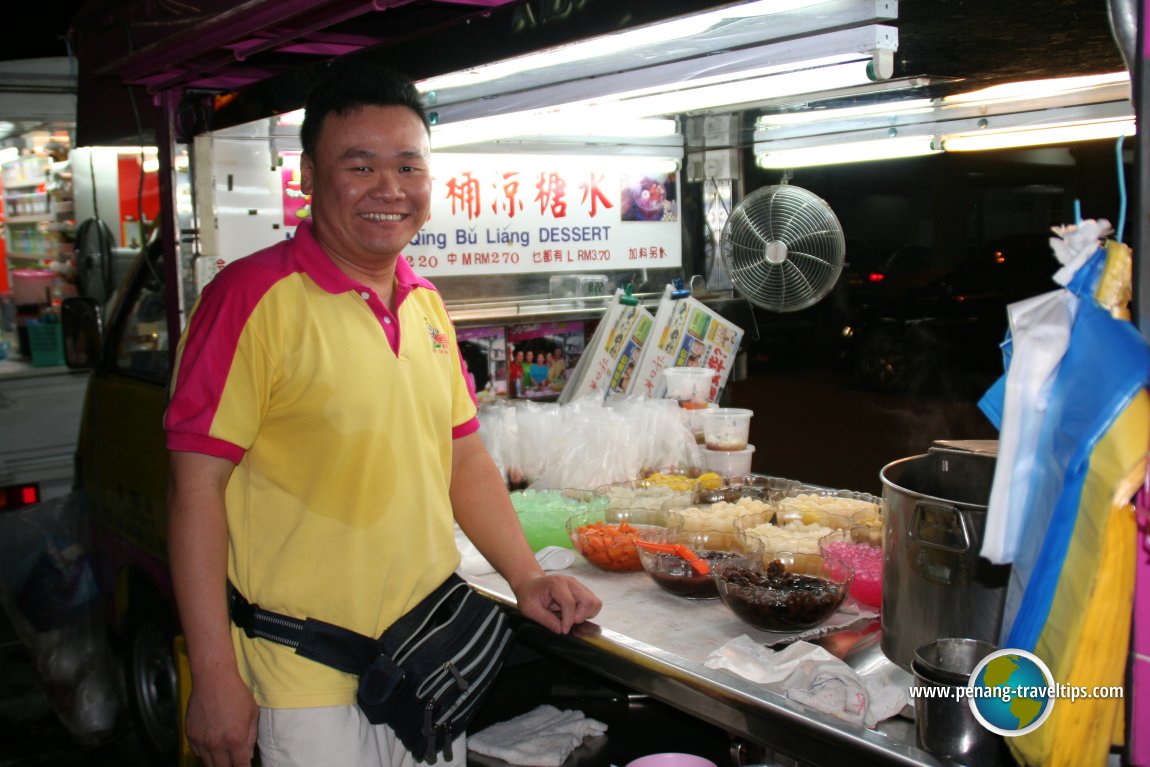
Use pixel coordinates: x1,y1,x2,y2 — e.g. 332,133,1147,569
1,154,75,367
2,155,75,300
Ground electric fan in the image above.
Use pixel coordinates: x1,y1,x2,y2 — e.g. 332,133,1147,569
720,183,845,312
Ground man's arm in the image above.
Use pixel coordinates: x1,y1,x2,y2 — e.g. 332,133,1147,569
450,432,601,633
167,450,259,767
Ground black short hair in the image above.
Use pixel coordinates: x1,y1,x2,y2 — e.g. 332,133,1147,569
300,62,429,156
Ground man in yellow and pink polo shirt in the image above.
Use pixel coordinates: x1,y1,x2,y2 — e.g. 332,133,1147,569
164,63,601,767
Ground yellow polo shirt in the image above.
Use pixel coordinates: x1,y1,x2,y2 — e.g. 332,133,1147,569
165,220,478,708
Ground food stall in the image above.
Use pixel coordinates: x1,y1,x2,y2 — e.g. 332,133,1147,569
57,0,1148,764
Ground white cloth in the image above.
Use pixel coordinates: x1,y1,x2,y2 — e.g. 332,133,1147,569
467,704,608,767
703,636,908,729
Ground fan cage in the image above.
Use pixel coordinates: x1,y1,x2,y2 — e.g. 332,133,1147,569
720,185,846,313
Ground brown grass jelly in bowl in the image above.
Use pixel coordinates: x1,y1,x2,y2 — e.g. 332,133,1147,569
713,551,853,632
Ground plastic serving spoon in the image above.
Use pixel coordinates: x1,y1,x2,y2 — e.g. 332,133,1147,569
635,540,710,576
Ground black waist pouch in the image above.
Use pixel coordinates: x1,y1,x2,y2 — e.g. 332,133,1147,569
229,573,515,763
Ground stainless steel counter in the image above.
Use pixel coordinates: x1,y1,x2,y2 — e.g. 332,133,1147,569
464,558,951,767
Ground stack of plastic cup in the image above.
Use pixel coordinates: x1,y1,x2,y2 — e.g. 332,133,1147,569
699,407,754,475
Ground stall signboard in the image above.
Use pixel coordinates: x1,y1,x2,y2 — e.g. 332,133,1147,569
560,290,655,403
278,152,682,278
631,285,743,402
412,153,681,277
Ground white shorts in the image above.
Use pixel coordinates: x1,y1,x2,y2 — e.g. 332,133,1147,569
257,705,468,767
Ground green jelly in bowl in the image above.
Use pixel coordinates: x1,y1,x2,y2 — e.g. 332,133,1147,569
511,488,608,552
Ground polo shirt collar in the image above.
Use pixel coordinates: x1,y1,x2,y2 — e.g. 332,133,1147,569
289,218,440,306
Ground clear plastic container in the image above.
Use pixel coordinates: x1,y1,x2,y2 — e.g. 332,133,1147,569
702,445,755,475
700,407,753,451
662,366,716,409
683,402,717,444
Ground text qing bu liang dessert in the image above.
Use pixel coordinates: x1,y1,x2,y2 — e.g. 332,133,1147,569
713,552,853,632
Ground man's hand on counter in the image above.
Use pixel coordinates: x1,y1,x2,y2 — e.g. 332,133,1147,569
511,573,602,634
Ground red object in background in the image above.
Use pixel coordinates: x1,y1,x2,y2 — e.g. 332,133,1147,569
117,155,160,241
0,482,41,510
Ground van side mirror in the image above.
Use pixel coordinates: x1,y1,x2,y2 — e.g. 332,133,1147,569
61,297,104,369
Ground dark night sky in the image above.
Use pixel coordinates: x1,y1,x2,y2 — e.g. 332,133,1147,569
0,1,85,62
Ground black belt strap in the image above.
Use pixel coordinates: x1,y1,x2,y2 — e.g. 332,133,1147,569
227,583,381,676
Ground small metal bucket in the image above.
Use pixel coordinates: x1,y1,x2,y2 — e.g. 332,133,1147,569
912,638,1004,766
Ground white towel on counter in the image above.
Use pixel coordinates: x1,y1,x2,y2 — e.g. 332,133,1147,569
703,636,908,729
467,704,608,766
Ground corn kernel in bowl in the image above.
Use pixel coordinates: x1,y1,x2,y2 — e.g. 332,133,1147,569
696,472,722,491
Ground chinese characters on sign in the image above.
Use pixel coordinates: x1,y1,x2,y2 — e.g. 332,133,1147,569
281,152,682,277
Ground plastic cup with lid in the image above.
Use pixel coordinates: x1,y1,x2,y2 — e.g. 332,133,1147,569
662,366,716,409
700,407,753,451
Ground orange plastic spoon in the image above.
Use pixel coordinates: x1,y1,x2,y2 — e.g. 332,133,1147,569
635,540,710,576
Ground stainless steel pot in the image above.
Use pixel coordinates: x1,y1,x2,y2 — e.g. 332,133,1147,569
880,448,1009,671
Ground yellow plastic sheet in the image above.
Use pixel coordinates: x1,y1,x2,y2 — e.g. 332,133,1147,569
1008,389,1147,766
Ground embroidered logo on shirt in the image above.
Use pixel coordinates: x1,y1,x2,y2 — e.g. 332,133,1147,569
426,319,449,354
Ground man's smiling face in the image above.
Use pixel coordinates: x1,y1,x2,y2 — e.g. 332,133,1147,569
301,104,432,268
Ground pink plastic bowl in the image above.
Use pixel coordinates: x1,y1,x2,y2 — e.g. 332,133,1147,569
625,755,718,767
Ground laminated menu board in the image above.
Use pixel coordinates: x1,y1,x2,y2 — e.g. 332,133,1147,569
630,284,744,401
559,289,654,403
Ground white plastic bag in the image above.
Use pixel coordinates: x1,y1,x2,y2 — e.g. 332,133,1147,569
0,493,120,742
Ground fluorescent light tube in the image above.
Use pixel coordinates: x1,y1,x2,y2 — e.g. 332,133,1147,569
614,60,875,119
942,72,1131,106
756,135,939,168
430,59,875,148
942,119,1136,152
430,115,678,149
419,0,893,101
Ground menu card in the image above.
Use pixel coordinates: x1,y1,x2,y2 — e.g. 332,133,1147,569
559,289,655,403
630,284,744,401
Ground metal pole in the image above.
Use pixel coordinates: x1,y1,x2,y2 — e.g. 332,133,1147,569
156,87,183,360
1132,0,1149,340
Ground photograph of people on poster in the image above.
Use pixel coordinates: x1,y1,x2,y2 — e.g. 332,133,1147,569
506,321,586,400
